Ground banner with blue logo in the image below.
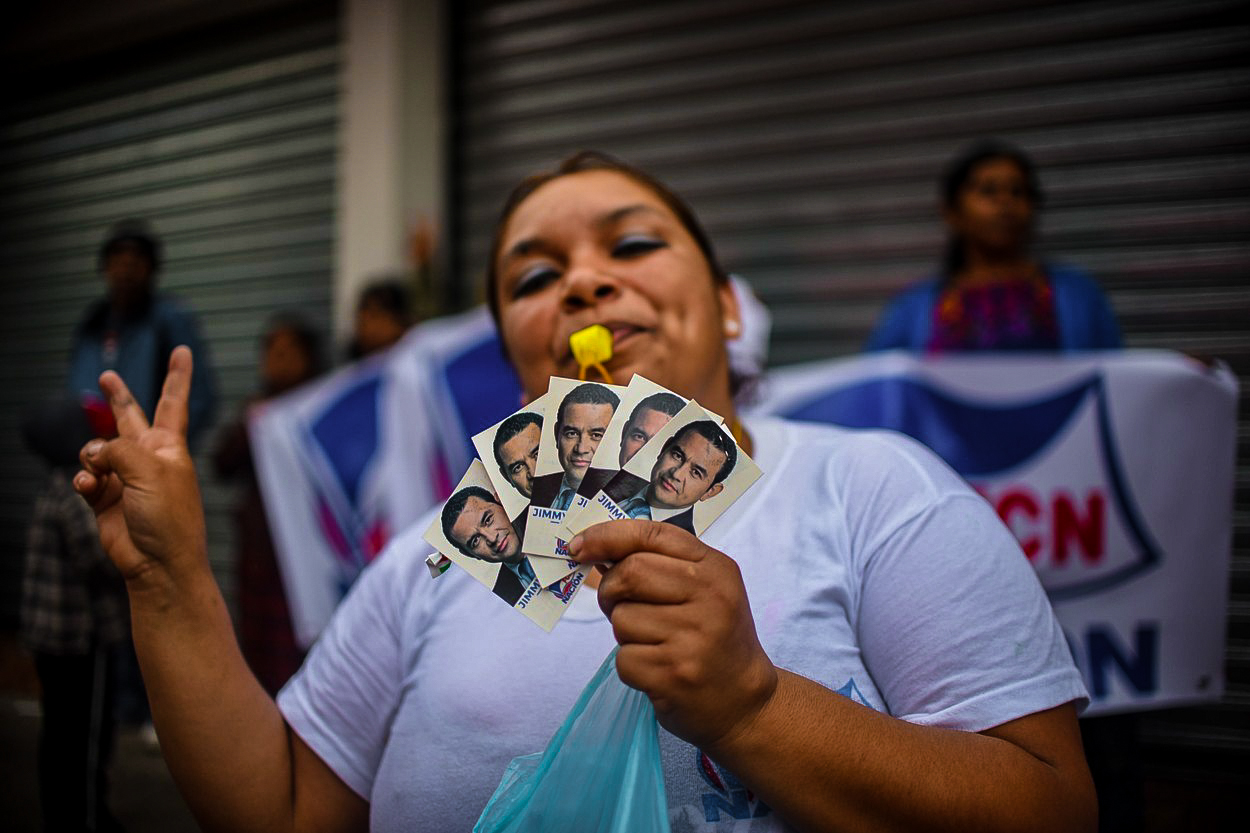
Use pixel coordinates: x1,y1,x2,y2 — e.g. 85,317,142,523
250,308,520,647
252,307,1236,716
753,350,1238,715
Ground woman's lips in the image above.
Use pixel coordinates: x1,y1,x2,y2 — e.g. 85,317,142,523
609,324,643,344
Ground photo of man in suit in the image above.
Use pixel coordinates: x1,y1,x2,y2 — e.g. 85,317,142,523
492,412,542,499
441,486,536,606
618,391,684,467
530,382,620,509
611,419,737,533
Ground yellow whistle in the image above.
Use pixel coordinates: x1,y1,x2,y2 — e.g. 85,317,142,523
570,324,614,383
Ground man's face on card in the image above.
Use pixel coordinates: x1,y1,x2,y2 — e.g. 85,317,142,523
647,431,727,510
619,407,672,467
451,496,521,564
498,422,541,498
556,402,614,487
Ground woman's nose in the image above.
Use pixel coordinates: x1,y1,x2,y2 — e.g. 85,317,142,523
560,262,620,311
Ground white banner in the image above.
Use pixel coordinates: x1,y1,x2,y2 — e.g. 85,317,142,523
753,350,1238,715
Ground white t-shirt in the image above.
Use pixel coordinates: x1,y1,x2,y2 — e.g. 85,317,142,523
278,416,1087,832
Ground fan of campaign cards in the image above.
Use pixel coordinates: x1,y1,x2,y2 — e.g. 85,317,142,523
424,374,761,630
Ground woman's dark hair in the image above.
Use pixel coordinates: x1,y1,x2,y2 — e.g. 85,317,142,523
484,150,729,325
939,139,1043,279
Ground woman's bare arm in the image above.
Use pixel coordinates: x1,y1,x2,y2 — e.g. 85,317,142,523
573,520,1096,833
76,347,367,833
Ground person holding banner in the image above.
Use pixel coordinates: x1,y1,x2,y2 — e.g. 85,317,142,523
866,140,1122,353
213,313,325,695
868,140,1135,831
72,152,1096,832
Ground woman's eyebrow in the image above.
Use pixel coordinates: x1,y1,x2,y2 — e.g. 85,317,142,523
502,236,548,262
599,204,664,228
503,205,665,261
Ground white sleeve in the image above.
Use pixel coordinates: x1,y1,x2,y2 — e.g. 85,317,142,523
849,436,1088,732
276,543,413,799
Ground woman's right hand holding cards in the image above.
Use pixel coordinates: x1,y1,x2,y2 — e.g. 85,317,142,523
568,520,779,754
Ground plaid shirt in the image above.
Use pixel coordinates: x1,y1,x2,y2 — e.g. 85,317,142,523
20,469,128,655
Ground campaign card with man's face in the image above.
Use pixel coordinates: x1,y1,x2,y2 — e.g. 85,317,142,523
472,391,580,582
424,459,588,630
521,376,625,558
558,374,693,538
563,400,760,540
472,391,552,521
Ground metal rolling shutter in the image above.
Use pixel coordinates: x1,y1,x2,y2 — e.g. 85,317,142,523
0,18,339,619
452,0,1249,787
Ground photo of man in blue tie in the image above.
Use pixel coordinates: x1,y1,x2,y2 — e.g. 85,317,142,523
529,383,620,509
614,420,737,534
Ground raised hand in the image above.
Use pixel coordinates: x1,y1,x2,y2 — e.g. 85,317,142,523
568,520,778,753
74,346,208,585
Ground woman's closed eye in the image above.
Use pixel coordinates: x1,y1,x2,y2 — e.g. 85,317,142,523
612,235,666,258
511,264,560,299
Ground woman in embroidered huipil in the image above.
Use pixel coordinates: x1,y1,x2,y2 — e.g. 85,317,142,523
866,140,1122,353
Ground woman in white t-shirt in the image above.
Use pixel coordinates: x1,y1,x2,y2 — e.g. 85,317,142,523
73,152,1096,832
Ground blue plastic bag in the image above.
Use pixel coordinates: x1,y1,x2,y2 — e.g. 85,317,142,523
474,647,671,833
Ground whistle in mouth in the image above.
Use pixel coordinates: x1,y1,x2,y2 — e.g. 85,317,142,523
570,324,614,383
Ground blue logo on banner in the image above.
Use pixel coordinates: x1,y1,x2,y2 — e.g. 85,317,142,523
310,375,382,505
782,376,1090,478
780,374,1162,598
302,370,390,587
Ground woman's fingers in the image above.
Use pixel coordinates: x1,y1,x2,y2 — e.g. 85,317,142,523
81,436,146,482
570,517,709,566
152,346,193,436
595,549,696,617
98,370,150,438
73,467,123,511
607,599,695,645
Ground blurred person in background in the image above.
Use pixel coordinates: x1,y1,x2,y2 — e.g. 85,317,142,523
17,218,216,828
68,218,217,737
20,414,128,833
868,141,1135,832
865,139,1121,353
346,279,414,360
213,313,325,695
69,220,217,437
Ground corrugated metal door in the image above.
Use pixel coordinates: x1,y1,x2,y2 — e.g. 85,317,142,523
451,0,1249,788
0,19,339,619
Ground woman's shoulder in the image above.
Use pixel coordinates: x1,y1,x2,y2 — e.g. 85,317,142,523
339,516,446,619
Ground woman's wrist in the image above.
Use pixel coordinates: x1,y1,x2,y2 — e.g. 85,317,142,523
701,659,783,763
123,544,217,617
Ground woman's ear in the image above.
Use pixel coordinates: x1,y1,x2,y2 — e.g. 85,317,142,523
718,280,742,342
